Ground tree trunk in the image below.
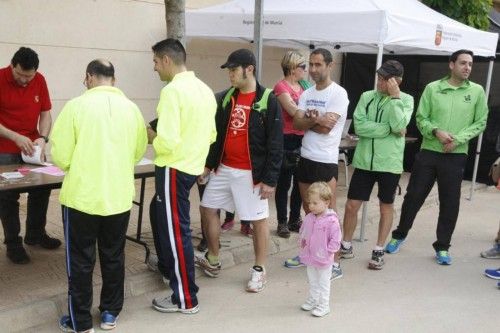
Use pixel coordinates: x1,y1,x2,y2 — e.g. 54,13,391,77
164,0,186,46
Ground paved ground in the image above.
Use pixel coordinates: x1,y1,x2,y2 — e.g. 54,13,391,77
1,166,498,332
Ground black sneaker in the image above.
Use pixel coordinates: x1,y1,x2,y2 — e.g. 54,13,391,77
277,224,291,238
6,246,30,264
368,250,385,270
25,233,62,249
288,218,302,232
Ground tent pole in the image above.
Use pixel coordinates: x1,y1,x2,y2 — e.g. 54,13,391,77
374,43,384,87
357,42,385,242
468,58,495,200
254,0,264,81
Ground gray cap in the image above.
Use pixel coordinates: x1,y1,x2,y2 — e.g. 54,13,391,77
376,60,404,78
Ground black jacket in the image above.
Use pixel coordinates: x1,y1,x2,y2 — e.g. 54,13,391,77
205,82,283,186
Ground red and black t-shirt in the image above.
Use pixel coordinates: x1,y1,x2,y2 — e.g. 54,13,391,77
222,91,256,170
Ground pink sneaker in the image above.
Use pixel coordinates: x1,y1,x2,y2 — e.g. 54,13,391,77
240,223,253,238
221,219,235,232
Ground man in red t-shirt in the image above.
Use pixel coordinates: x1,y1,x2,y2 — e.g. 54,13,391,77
0,47,61,264
195,49,283,293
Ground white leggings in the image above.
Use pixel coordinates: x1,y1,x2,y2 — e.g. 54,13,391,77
307,265,332,309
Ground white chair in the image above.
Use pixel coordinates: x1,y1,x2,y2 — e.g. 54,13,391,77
338,150,349,187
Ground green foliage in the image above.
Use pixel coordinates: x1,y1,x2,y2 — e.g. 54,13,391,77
422,0,493,30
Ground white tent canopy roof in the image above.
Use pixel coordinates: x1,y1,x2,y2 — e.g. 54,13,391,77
186,0,498,57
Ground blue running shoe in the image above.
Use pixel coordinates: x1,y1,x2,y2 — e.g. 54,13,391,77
100,311,118,330
436,251,452,265
284,255,305,268
59,315,94,333
484,268,500,280
385,238,405,254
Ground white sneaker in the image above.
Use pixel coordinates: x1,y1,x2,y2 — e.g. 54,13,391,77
300,298,317,311
245,267,266,292
311,305,330,317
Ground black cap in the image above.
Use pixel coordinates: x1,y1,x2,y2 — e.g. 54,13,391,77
376,60,404,78
221,49,256,69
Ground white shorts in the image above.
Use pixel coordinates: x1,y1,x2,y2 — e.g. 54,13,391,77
200,164,269,221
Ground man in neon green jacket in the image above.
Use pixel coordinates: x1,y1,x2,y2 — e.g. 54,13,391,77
51,59,147,332
340,60,414,270
150,39,217,315
386,49,489,265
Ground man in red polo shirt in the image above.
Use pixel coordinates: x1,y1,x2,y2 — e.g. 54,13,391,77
0,47,61,264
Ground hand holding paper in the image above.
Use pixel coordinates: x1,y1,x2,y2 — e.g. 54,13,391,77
21,145,51,166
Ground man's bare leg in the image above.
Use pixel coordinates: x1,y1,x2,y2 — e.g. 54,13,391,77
251,218,268,267
342,199,363,242
200,206,221,257
377,202,394,247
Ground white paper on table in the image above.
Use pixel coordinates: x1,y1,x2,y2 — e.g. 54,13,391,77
136,157,153,166
0,172,24,179
21,145,52,166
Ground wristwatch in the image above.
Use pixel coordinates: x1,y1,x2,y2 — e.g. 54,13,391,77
40,135,49,143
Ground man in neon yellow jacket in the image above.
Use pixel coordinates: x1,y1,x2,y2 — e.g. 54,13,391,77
386,49,489,265
150,39,217,315
340,60,414,270
51,59,147,333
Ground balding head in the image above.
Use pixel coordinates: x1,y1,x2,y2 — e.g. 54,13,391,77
86,59,115,79
84,59,115,89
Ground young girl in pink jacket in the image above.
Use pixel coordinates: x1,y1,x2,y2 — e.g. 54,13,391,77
299,182,341,317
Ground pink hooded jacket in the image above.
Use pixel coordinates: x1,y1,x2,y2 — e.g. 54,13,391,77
299,209,341,268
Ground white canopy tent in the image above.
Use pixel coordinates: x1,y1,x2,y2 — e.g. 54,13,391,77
186,0,497,56
186,0,498,200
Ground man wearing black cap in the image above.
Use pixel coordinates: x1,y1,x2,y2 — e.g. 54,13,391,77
386,50,488,265
339,60,414,270
195,49,283,293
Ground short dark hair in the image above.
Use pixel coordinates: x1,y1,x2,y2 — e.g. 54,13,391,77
86,59,115,78
11,47,39,71
311,48,333,64
152,38,186,65
450,49,473,63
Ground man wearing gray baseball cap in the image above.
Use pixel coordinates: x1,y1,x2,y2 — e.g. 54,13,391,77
340,60,414,270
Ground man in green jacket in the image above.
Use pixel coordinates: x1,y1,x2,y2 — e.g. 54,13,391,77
386,49,489,265
52,59,147,332
340,60,414,270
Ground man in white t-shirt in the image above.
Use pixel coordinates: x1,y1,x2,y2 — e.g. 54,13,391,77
284,48,349,277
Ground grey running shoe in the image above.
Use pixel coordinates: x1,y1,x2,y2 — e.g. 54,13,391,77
277,224,291,238
340,243,354,259
480,243,500,259
152,296,199,314
368,250,385,270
